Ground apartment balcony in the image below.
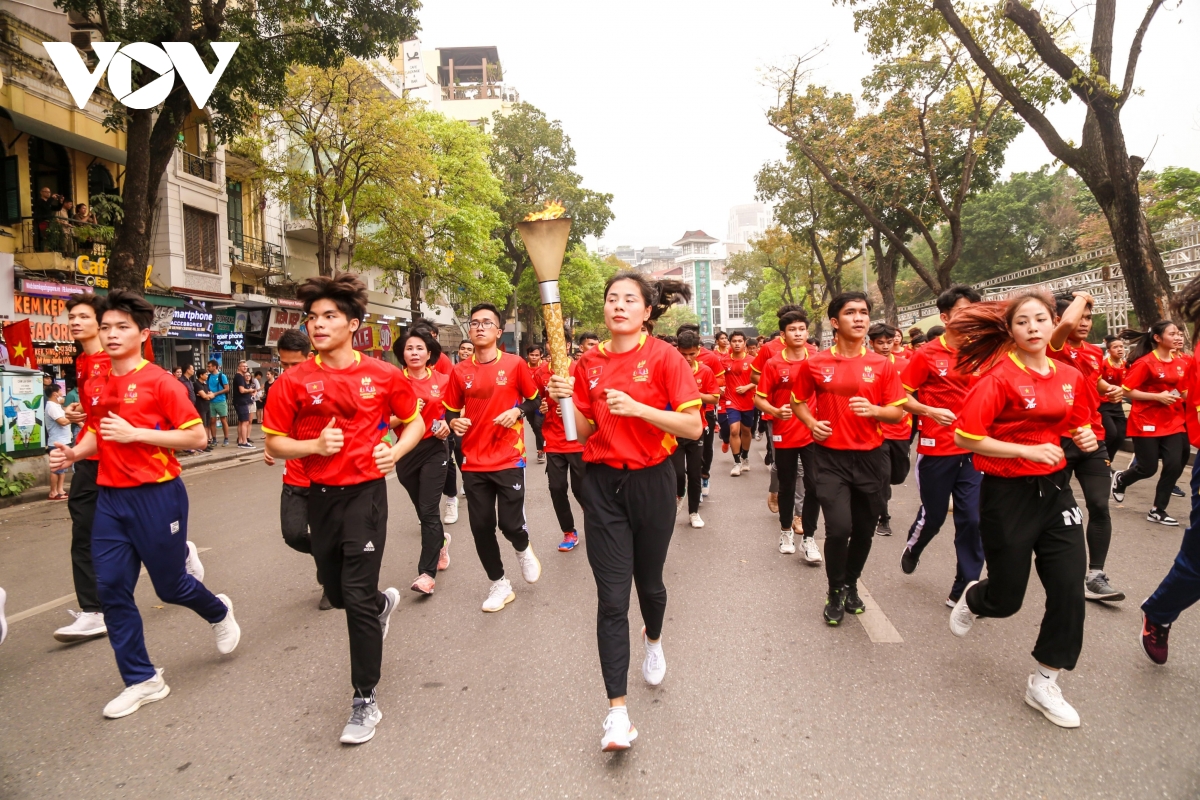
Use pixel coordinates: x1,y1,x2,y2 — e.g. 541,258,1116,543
180,151,217,182
285,218,348,246
230,235,283,274
440,83,519,102
13,218,109,274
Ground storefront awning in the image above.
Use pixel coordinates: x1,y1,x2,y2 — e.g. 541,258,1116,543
0,107,126,166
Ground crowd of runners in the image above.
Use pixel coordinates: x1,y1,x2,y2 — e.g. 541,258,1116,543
3,270,1200,752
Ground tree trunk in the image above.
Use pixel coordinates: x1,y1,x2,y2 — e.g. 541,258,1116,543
408,268,423,320
109,90,191,293
872,236,900,327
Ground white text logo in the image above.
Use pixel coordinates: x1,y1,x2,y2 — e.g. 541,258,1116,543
43,41,239,110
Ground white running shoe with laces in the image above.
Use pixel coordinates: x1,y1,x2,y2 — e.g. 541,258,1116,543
212,594,241,654
443,496,459,524
1024,674,1081,728
730,462,743,477
779,530,796,554
601,707,638,751
53,609,108,642
103,668,170,719
689,513,705,529
482,578,515,612
642,627,666,685
515,544,542,583
949,580,979,637
185,540,205,583
802,537,822,563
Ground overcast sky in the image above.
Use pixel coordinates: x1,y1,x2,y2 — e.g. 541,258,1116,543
418,0,1199,250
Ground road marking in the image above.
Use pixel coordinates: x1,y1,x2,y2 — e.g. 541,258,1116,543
8,548,212,625
857,582,903,643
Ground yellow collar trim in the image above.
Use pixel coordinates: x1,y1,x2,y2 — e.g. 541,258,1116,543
1007,350,1056,375
314,351,362,368
598,332,647,357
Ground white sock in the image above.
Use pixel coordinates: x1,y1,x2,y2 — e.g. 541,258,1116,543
1032,664,1060,687
607,705,629,719
645,633,663,651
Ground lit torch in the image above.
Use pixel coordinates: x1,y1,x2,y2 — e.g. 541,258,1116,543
517,200,577,441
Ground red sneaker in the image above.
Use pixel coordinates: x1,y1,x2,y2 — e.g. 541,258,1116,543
721,441,729,453
411,574,435,595
1141,612,1170,665
558,531,579,552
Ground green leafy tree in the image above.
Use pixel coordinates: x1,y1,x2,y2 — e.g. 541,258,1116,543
56,0,420,292
658,304,700,336
358,111,509,318
489,103,614,320
725,226,815,333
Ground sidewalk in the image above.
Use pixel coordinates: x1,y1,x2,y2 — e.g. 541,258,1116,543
0,433,266,510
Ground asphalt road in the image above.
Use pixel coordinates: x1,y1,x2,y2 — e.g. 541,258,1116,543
1,436,1198,799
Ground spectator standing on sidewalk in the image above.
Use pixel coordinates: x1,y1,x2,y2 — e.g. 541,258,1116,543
232,361,255,449
186,364,212,451
204,361,230,446
45,385,72,500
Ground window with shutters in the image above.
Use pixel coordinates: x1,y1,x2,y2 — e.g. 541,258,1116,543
184,206,219,273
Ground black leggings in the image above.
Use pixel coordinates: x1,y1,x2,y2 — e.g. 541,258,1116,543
775,444,820,535
397,437,449,577
547,451,586,533
581,459,676,699
1099,403,1126,463
966,471,1086,671
1062,437,1112,570
442,435,458,497
701,410,717,478
671,437,702,514
812,445,887,590
1120,433,1189,511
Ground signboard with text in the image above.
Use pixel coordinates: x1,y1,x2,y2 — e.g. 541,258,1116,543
266,308,305,347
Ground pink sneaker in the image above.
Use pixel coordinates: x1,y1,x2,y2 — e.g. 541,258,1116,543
437,534,451,571
411,574,435,595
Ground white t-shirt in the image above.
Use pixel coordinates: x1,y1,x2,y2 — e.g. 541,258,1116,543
45,400,73,446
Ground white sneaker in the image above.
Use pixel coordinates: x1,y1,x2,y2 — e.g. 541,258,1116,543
801,536,822,563
689,513,704,528
185,541,205,583
741,460,751,472
515,544,542,583
676,496,686,515
212,594,241,654
601,707,638,751
0,586,7,645
482,578,515,612
103,668,170,719
53,609,108,642
379,587,400,640
779,530,796,554
730,462,743,477
1024,674,1081,728
642,626,666,685
701,479,710,498
443,496,459,524
340,698,383,744
949,581,979,637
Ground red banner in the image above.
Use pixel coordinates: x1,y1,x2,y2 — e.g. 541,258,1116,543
2,319,38,369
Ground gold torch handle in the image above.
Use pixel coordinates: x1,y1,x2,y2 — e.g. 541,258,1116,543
538,282,578,441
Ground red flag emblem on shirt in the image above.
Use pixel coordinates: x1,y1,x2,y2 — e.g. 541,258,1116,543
1019,386,1035,397
306,380,324,394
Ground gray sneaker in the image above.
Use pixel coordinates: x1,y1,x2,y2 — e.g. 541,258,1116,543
379,587,400,641
1085,572,1126,602
339,698,383,744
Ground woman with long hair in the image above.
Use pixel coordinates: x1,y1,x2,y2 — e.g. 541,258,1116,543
1112,320,1189,525
546,272,703,752
947,292,1097,729
392,327,452,595
1141,275,1200,664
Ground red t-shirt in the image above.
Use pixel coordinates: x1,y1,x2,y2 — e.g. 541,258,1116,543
751,338,785,375
263,351,420,486
88,360,203,488
1185,359,1200,448
535,360,584,454
1048,340,1105,440
77,349,112,462
573,334,702,469
882,352,913,441
442,352,539,471
402,367,450,440
901,336,974,456
1099,355,1127,407
756,350,814,448
790,345,905,451
1122,351,1189,437
721,352,756,412
690,360,720,429
697,347,725,392
955,353,1090,477
433,352,453,376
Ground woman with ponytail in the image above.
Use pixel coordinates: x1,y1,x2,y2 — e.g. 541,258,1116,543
1140,275,1200,664
545,272,703,752
1112,320,1188,524
947,292,1097,729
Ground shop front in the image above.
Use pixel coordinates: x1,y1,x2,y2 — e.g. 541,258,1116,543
9,278,85,383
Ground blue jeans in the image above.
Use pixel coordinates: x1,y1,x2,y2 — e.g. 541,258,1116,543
905,452,985,599
93,479,227,685
1142,451,1200,625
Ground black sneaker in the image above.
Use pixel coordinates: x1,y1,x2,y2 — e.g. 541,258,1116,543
901,548,920,575
875,519,892,537
1147,508,1179,526
1140,611,1170,666
1085,572,1126,602
318,591,333,611
824,587,847,626
1111,470,1125,502
844,583,865,615
1172,484,1186,498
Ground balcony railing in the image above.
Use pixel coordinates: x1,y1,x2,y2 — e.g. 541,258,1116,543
230,235,283,269
17,217,112,258
181,151,216,182
440,83,519,102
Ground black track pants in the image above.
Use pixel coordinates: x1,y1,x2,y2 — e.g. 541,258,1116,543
547,451,586,533
879,438,911,523
701,410,717,477
280,483,312,554
812,445,887,590
671,437,703,514
462,468,529,581
965,471,1086,671
581,459,676,699
397,437,449,578
1120,432,1189,511
1099,403,1126,463
1062,437,1112,570
67,458,102,612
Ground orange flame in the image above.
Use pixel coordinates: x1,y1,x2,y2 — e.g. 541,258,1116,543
523,199,566,222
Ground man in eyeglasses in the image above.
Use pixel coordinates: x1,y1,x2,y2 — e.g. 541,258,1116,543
443,303,543,613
